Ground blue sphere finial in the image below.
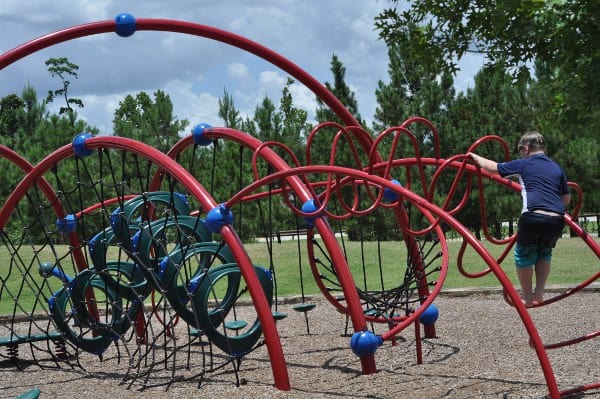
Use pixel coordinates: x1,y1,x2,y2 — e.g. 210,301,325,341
383,179,403,202
350,330,383,357
73,132,93,157
192,123,213,146
56,214,77,234
115,13,136,37
205,204,234,233
301,199,322,227
419,303,439,325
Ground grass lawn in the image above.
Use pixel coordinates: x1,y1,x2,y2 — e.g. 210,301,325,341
244,235,599,297
0,236,597,315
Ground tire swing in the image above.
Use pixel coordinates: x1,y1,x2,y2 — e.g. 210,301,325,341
47,268,131,355
89,228,150,301
192,263,274,357
88,191,194,301
158,241,236,327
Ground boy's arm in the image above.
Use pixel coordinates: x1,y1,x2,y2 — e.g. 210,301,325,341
467,152,499,175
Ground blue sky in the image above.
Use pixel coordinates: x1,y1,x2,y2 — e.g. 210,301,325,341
1,0,484,135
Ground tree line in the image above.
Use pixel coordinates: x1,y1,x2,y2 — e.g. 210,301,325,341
1,1,597,242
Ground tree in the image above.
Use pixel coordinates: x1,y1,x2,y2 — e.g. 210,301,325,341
375,0,599,212
218,89,242,129
2,78,97,157
215,82,312,236
375,0,599,91
312,55,368,168
529,60,600,212
446,65,536,236
372,15,455,130
113,90,188,152
45,57,84,126
0,94,25,145
279,78,312,161
0,83,98,243
316,54,365,127
19,85,46,139
373,35,456,202
374,43,456,153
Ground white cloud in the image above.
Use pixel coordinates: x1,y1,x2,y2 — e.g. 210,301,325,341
227,62,251,86
258,70,286,88
77,92,123,135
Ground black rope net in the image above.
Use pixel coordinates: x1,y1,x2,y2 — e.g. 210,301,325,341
308,204,444,330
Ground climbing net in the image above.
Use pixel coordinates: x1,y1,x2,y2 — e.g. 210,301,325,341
0,137,278,386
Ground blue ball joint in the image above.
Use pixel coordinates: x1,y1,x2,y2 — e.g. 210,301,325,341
56,214,77,234
192,123,214,146
301,199,323,227
350,330,383,357
419,303,439,325
115,13,136,37
383,179,403,202
72,132,93,158
205,203,234,233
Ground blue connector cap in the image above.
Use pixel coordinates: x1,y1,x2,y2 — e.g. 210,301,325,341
56,214,77,234
350,330,383,357
115,13,136,37
419,303,439,325
72,132,93,157
205,204,234,233
192,123,213,146
383,179,403,202
301,199,322,227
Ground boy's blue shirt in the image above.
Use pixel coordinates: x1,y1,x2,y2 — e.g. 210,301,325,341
497,154,569,214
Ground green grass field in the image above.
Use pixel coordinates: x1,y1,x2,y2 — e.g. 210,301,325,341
0,236,597,315
243,236,600,297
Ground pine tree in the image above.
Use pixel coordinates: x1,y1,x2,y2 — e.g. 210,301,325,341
113,90,188,152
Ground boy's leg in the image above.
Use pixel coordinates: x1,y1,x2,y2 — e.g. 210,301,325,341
533,216,562,304
534,249,553,303
514,244,537,307
516,266,534,307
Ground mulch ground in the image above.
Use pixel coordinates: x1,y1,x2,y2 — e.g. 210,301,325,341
1,288,599,399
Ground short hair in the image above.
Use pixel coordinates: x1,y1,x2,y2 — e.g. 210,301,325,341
518,131,546,152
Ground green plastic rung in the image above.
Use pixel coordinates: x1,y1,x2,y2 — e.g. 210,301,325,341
224,320,248,331
30,332,63,342
15,388,41,399
292,303,316,313
272,311,288,320
0,335,26,346
189,328,202,337
0,332,62,346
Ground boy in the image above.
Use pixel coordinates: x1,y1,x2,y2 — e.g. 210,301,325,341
468,131,571,307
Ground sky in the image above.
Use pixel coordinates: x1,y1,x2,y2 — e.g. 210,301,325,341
0,0,484,136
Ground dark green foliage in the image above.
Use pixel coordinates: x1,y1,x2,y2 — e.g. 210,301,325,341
113,90,188,152
376,0,599,212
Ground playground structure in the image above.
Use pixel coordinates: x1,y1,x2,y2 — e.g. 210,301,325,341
0,14,598,399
